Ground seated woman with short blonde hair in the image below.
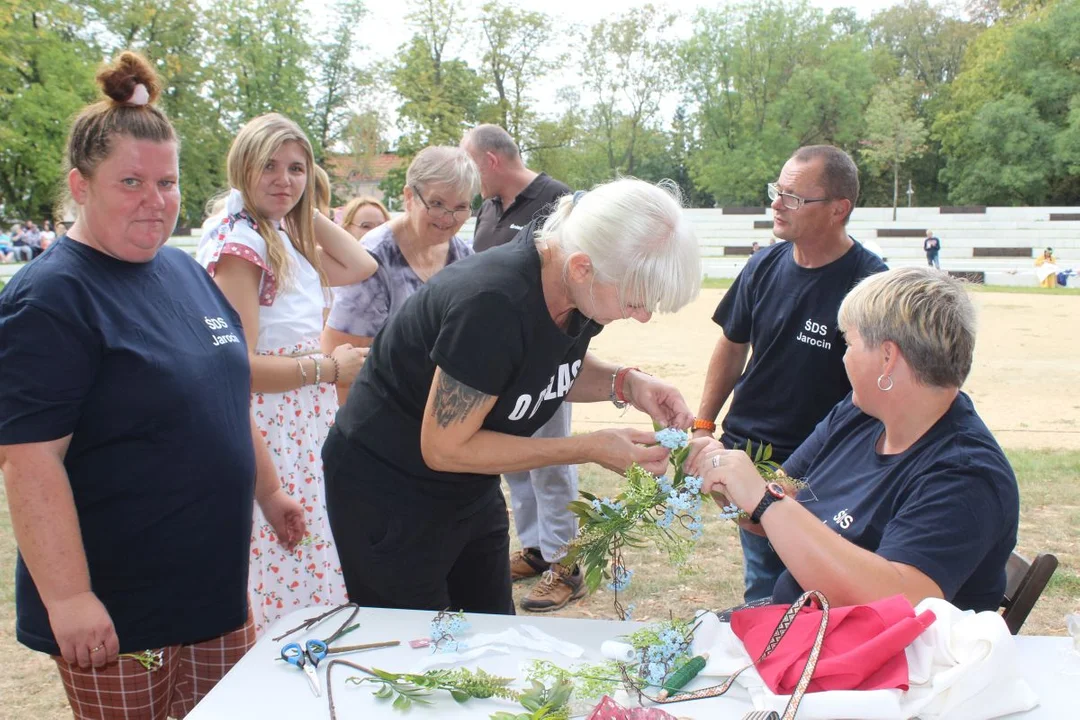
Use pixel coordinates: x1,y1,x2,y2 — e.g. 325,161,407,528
688,267,1019,612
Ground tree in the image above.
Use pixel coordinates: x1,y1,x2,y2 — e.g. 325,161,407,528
311,0,368,160
941,94,1054,205
206,0,314,137
679,0,876,205
580,4,676,176
861,78,928,219
0,0,97,221
476,1,561,143
387,0,484,152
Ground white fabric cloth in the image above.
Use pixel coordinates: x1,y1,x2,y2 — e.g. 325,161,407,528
410,625,584,672
690,599,1039,720
196,189,325,354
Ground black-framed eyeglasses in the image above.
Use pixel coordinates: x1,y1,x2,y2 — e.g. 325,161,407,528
767,182,831,210
411,185,470,221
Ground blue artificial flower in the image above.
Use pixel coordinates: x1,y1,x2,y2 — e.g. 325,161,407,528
683,476,703,495
624,603,636,621
655,428,689,450
607,565,634,592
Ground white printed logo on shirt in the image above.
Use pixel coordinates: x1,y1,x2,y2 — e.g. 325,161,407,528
507,360,582,422
796,317,834,350
832,508,855,530
204,316,241,346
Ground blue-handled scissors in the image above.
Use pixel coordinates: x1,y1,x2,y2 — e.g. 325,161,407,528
280,639,328,696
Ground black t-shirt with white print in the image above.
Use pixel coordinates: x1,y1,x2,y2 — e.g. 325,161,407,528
333,223,602,508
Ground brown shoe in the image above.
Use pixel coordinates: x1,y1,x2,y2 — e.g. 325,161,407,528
520,563,587,612
510,547,550,581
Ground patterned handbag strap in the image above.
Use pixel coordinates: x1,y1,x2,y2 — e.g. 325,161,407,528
640,590,830,720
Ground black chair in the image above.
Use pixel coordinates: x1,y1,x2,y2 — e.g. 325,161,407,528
1001,551,1058,635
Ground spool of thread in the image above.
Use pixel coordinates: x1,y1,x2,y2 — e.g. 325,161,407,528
658,654,709,700
600,640,636,663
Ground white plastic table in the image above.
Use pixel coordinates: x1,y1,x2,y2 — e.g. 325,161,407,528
186,606,1076,719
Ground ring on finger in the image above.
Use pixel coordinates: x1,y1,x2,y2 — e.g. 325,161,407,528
711,454,721,468
90,645,105,653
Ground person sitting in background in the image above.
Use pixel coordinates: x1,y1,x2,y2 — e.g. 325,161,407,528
687,267,1019,613
40,220,56,250
339,196,390,240
321,147,475,405
1035,248,1059,288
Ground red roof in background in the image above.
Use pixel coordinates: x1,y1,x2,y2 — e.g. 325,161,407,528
324,153,403,183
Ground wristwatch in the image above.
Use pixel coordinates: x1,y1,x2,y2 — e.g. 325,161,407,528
749,482,786,524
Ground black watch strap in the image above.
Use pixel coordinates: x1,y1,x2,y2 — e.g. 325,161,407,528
750,483,785,524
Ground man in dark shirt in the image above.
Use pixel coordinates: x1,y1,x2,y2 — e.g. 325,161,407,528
460,124,580,611
924,230,941,269
694,145,887,602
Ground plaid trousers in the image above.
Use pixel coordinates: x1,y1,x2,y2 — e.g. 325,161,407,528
53,614,255,720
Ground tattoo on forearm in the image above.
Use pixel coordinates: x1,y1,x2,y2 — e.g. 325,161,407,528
432,372,489,428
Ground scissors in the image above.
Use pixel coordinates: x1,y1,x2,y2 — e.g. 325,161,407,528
280,639,328,696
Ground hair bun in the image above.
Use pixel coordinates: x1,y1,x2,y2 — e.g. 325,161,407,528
96,51,162,106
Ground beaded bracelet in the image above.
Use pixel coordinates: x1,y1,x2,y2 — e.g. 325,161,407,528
327,354,341,384
296,358,309,386
313,356,322,385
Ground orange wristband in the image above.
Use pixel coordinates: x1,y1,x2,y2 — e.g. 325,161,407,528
692,418,717,434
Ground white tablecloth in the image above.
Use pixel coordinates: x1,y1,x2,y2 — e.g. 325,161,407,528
186,606,1077,719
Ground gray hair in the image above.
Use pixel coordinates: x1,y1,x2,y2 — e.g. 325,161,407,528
463,124,520,162
406,146,479,198
537,178,701,314
791,145,859,224
838,267,976,388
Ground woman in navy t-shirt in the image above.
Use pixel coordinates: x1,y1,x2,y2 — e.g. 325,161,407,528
687,267,1019,613
0,52,304,717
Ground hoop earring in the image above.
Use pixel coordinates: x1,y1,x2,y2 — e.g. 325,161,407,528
877,374,894,392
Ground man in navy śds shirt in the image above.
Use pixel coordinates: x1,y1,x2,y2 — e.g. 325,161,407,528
694,145,887,602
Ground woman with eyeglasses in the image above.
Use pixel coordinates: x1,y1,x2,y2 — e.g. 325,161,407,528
323,176,701,615
321,147,475,403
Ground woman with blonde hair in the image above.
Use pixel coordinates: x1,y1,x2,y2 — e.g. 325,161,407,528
687,267,1019,612
340,195,390,240
1,52,303,717
323,177,700,614
197,112,377,634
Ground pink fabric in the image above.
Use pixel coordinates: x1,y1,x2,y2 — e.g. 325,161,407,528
730,594,936,695
204,240,277,306
586,696,679,720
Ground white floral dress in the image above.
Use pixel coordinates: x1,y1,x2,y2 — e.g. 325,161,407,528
197,190,348,635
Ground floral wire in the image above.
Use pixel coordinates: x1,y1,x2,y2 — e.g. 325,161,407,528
271,602,360,644
119,650,164,671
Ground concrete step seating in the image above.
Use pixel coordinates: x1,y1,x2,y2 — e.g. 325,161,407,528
4,206,1076,286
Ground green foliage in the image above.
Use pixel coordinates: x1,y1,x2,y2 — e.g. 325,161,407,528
4,0,1080,223
349,666,518,710
490,679,573,720
861,77,929,218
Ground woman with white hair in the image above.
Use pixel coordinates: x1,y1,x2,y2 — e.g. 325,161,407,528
686,267,1019,612
321,146,476,404
324,177,702,613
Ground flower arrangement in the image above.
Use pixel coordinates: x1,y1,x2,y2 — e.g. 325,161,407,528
429,609,470,653
563,428,789,618
525,618,698,714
